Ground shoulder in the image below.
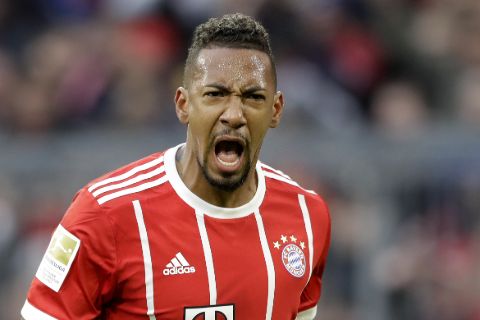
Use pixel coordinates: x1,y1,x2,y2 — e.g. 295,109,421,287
259,161,317,196
84,151,168,207
260,162,332,265
60,151,168,226
259,161,330,221
58,150,169,243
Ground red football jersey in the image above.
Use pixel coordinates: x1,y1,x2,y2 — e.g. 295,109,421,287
21,144,331,320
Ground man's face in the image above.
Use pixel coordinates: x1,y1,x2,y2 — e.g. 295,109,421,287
175,47,284,191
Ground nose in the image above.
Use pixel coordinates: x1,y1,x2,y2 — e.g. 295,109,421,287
219,96,247,129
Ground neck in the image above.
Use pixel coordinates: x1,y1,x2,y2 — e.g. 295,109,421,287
175,144,258,208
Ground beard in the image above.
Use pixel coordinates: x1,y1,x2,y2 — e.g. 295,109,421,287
197,134,251,192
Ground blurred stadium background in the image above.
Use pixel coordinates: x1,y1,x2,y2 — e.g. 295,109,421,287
1,0,480,319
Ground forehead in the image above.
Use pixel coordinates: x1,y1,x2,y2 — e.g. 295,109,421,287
191,47,274,88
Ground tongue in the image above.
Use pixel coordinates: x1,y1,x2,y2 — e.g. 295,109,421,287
217,150,239,164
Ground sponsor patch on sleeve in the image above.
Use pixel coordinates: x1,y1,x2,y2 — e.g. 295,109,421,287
35,224,81,292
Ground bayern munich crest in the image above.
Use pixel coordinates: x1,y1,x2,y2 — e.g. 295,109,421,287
273,234,307,278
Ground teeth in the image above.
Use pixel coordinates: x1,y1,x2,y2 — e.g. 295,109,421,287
217,157,240,167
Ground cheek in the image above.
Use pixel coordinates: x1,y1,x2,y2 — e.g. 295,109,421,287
247,108,273,131
247,115,271,146
188,108,219,145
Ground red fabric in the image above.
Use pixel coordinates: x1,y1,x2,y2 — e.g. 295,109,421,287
25,148,331,319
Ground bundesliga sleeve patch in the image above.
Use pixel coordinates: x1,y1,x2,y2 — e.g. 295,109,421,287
35,224,81,292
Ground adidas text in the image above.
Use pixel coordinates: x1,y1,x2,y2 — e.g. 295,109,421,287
163,266,196,276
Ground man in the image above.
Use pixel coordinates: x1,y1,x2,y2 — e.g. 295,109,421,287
21,13,331,320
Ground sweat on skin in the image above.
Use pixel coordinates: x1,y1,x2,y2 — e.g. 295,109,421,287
174,47,284,208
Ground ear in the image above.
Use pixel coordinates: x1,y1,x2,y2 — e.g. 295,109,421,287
269,91,285,128
174,87,189,124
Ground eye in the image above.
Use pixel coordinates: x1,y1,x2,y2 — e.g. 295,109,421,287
246,93,266,101
204,91,225,98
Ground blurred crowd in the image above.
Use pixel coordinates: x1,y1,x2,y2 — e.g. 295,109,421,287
1,0,480,319
1,0,480,135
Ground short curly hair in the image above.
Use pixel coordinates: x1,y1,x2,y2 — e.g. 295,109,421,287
183,13,276,87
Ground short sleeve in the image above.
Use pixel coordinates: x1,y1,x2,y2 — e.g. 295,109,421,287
21,189,117,320
297,196,332,319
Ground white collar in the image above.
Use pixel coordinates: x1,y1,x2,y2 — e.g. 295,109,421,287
164,143,266,219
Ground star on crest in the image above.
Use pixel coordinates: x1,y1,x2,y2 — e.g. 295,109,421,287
300,241,306,249
281,235,288,243
273,241,281,249
290,235,297,243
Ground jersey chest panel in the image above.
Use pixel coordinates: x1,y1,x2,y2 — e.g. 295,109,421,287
22,149,329,320
259,193,313,319
111,197,210,319
109,193,312,319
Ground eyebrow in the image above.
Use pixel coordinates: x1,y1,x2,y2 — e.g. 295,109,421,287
204,83,266,93
242,86,266,94
205,83,230,91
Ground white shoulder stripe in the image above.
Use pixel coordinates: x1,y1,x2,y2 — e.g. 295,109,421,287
260,163,292,179
92,166,165,197
88,156,164,192
97,175,168,204
263,170,317,195
263,171,300,187
21,300,58,320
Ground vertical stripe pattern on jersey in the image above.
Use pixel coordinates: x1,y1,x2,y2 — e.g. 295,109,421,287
298,195,314,280
132,200,157,320
195,211,217,305
254,209,276,320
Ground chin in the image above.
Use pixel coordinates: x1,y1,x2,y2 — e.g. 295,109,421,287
202,163,251,192
208,175,246,192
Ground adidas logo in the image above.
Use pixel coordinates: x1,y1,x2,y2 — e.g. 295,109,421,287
163,252,196,276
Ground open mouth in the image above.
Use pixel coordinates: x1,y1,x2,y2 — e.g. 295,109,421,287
214,138,245,169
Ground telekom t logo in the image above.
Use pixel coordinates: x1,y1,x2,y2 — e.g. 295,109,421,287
184,304,234,320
